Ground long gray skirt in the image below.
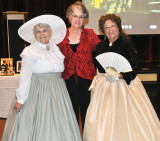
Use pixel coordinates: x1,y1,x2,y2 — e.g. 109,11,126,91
2,73,82,141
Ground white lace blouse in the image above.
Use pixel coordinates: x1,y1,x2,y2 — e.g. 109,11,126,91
16,41,65,104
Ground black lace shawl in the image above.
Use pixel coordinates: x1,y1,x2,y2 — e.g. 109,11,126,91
94,36,138,85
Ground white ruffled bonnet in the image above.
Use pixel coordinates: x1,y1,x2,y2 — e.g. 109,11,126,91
18,14,66,44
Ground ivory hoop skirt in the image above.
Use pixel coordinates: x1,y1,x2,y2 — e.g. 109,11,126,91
83,74,160,141
2,73,82,141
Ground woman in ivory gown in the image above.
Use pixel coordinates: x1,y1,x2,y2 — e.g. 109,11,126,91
83,13,160,141
2,15,82,141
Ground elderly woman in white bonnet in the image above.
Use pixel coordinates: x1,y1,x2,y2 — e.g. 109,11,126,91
2,15,82,141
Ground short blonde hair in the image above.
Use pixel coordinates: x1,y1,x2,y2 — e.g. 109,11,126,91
66,1,89,23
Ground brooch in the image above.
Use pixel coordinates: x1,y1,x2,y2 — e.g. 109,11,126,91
46,45,50,51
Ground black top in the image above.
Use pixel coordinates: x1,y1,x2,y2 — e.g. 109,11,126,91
70,43,80,53
95,36,138,85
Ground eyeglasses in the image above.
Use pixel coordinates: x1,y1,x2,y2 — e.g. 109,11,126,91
71,14,84,20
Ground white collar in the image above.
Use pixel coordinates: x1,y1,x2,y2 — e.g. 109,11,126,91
35,41,49,49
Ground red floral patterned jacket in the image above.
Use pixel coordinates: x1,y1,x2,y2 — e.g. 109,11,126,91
58,27,101,80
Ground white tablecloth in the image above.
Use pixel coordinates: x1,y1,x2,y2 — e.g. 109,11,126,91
0,74,19,118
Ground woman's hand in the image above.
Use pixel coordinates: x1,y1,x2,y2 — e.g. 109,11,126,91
14,102,23,113
119,73,123,79
105,73,124,82
105,73,120,82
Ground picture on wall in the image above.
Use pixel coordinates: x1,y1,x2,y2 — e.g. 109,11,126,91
16,61,22,73
0,58,13,75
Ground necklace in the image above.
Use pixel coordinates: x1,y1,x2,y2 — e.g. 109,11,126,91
109,36,119,46
46,45,50,51
109,42,112,46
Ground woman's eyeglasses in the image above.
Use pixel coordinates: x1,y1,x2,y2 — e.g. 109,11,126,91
71,14,84,20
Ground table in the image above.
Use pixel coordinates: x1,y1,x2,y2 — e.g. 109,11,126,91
137,73,157,81
0,74,19,118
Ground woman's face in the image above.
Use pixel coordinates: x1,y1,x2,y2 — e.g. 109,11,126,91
104,20,119,42
69,7,84,28
34,25,52,44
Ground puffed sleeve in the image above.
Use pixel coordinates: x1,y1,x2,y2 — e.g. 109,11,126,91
121,41,138,85
16,47,35,104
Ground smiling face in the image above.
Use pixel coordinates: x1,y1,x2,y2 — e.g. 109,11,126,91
69,7,84,28
34,24,52,44
104,20,119,43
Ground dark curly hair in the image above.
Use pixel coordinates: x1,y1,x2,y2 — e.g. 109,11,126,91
99,13,130,40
